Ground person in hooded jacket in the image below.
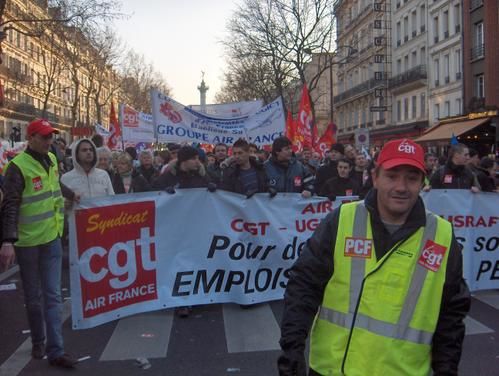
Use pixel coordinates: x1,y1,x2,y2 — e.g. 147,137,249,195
112,152,150,194
61,139,114,198
264,137,314,197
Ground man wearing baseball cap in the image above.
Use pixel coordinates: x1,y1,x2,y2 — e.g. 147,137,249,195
278,139,470,376
0,119,79,368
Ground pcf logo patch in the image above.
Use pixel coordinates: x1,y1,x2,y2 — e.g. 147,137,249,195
344,237,373,258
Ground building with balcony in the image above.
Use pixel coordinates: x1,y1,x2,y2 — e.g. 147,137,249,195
0,0,120,142
428,0,464,126
463,0,499,114
390,0,430,137
334,0,405,146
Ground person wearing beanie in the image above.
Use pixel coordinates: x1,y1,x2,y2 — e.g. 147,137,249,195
152,145,210,192
315,143,346,193
264,136,314,197
279,138,470,376
150,145,212,318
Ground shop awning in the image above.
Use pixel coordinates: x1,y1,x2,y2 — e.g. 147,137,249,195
415,118,489,142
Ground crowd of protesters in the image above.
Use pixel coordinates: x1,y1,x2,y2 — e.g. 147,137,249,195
0,118,498,368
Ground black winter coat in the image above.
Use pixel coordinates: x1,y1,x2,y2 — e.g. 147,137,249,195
220,157,268,195
151,163,209,190
429,161,477,189
112,170,151,194
278,189,470,376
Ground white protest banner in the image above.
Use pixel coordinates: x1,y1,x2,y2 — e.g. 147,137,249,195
421,190,499,291
150,89,285,146
120,104,155,143
69,190,498,329
188,100,264,118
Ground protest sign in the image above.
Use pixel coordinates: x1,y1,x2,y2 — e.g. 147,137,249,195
150,89,285,146
69,190,498,329
188,100,263,118
120,104,155,143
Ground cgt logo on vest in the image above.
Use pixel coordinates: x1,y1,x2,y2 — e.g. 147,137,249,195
344,237,373,258
418,240,448,272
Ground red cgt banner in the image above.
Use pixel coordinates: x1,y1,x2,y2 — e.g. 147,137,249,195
75,201,158,318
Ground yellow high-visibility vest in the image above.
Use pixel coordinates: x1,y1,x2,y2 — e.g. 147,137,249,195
8,151,64,247
310,201,452,376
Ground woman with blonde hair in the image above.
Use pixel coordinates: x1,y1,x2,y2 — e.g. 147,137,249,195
111,152,150,193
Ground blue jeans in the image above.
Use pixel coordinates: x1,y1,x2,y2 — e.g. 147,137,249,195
15,237,64,360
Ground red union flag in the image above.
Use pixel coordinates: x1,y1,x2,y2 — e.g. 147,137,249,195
296,84,314,150
122,105,139,128
107,101,121,149
75,201,157,318
286,110,300,152
314,122,337,157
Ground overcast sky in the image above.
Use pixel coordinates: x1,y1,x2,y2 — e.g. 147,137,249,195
113,0,239,107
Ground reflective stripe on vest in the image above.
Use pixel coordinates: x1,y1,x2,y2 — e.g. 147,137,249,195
318,202,438,345
9,152,64,247
310,201,452,376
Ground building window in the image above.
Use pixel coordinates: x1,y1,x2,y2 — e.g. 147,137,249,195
404,16,409,42
420,47,426,64
475,74,484,98
411,96,417,119
444,54,450,83
455,49,461,79
421,93,426,117
445,101,450,117
396,22,401,45
434,104,440,121
411,10,417,36
433,16,439,43
411,51,417,67
434,59,440,86
404,55,409,71
420,5,426,31
472,22,484,59
454,3,461,33
397,100,402,122
404,98,409,120
456,98,461,115
443,10,449,38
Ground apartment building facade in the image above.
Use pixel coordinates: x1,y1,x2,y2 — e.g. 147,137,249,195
428,0,463,124
0,0,118,142
390,0,430,136
333,0,389,144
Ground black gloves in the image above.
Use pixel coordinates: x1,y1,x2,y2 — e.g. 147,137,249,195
277,352,307,376
268,187,278,198
245,188,258,199
327,194,336,202
207,182,217,192
165,186,176,194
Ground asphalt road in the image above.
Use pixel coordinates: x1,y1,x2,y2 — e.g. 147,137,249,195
1,265,498,376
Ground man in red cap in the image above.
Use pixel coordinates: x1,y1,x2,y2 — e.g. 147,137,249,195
278,139,470,376
0,119,79,368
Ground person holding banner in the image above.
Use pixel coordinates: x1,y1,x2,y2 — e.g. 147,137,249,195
278,139,470,376
0,119,79,368
264,137,314,197
220,138,269,197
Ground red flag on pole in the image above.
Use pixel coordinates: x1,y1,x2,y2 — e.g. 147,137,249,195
107,101,121,150
314,122,337,158
296,84,314,150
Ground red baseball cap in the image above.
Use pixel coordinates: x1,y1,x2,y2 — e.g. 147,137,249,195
377,139,425,174
27,119,59,137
